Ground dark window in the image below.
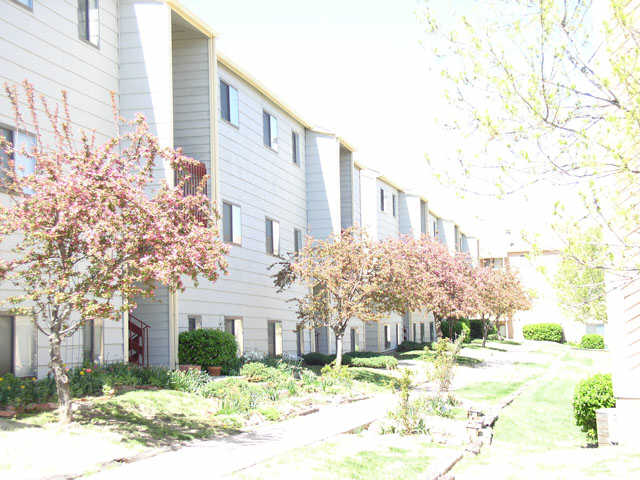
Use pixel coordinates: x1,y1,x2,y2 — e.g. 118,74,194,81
413,323,417,342
220,81,239,126
1,127,36,193
265,218,280,255
0,316,13,375
174,161,208,225
420,323,425,342
267,320,282,357
0,127,14,185
294,228,303,253
384,325,391,349
296,329,303,357
291,131,299,164
392,194,397,217
224,318,235,336
78,0,100,46
350,328,356,352
380,188,385,211
188,316,201,331
420,201,427,235
222,202,242,244
263,111,278,150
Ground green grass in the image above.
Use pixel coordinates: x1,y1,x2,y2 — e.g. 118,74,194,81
351,368,399,390
421,350,483,367
456,377,533,404
234,436,449,480
20,390,240,447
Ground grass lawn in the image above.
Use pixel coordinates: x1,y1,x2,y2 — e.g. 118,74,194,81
453,347,640,479
455,377,532,404
233,433,456,480
1,389,241,479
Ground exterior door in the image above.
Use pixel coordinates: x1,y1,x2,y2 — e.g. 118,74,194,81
350,328,356,352
0,316,12,375
268,321,276,357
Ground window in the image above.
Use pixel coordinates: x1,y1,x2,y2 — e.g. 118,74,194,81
267,320,282,357
265,218,280,256
225,317,243,354
220,80,239,127
291,131,299,165
392,194,397,217
1,127,36,192
413,323,417,342
12,0,33,9
174,161,208,224
263,111,278,151
420,201,427,235
379,188,385,211
82,319,103,363
420,323,425,342
294,228,303,253
188,316,201,331
433,220,438,238
350,328,357,352
222,202,242,245
78,0,100,47
396,324,401,345
296,328,304,357
1,315,35,377
384,325,391,349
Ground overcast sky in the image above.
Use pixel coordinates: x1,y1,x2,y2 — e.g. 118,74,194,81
181,0,565,254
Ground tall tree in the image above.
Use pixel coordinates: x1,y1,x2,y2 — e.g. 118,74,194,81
0,82,229,423
554,226,608,324
272,227,389,368
422,0,640,276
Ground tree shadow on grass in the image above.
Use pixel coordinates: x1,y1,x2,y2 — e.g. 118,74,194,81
73,402,242,448
394,351,424,361
420,350,483,367
465,344,508,353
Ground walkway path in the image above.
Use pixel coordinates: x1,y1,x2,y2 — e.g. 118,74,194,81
87,393,394,479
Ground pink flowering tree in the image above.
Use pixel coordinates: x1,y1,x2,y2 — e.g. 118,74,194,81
380,235,478,341
273,227,393,368
0,82,228,423
476,267,531,346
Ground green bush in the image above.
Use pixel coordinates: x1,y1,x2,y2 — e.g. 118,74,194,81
469,320,497,339
167,368,211,395
441,319,471,343
522,323,564,343
302,352,335,366
580,334,605,350
397,341,431,352
178,328,239,374
573,373,615,442
240,362,288,384
0,374,56,408
344,355,398,370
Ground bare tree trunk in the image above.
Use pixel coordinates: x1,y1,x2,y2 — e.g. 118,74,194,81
434,315,443,340
49,334,72,424
482,318,488,348
334,332,344,368
448,318,455,340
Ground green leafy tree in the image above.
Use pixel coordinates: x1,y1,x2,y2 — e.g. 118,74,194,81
421,0,640,276
554,227,608,323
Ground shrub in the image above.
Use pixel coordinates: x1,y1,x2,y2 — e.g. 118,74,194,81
573,373,615,442
302,352,335,366
240,362,289,384
205,377,266,414
469,320,497,339
397,341,431,352
320,364,353,392
344,355,398,370
0,374,56,408
167,369,211,395
522,323,564,343
441,319,471,343
580,334,605,350
178,328,238,374
381,369,428,435
429,336,465,395
487,333,499,341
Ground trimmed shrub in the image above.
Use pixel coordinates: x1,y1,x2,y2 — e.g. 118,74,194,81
441,319,471,343
302,352,335,366
580,334,605,350
178,328,239,374
344,355,398,370
397,341,431,352
573,373,615,442
522,323,564,343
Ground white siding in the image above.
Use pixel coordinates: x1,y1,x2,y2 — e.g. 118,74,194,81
306,131,341,240
376,179,399,241
353,166,362,227
176,62,308,357
339,146,353,230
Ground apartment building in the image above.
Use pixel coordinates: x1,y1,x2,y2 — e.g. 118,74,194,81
0,0,480,376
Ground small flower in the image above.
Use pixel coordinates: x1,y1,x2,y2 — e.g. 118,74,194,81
20,385,25,389
32,377,36,381
0,377,3,382
79,371,85,376
85,368,92,373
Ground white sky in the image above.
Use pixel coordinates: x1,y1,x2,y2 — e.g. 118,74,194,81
181,0,565,254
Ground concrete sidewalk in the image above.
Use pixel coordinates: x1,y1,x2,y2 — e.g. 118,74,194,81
87,393,394,479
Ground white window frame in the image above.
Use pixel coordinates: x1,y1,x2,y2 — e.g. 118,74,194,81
294,228,303,253
222,201,242,245
78,0,100,48
263,111,278,151
291,130,300,165
220,80,239,127
265,217,280,256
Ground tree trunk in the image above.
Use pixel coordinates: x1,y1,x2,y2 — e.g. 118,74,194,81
434,315,443,340
335,332,344,368
49,335,72,424
448,318,455,340
482,318,488,348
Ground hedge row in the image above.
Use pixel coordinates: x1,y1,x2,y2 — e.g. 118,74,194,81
522,323,564,343
301,352,398,369
397,341,431,352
